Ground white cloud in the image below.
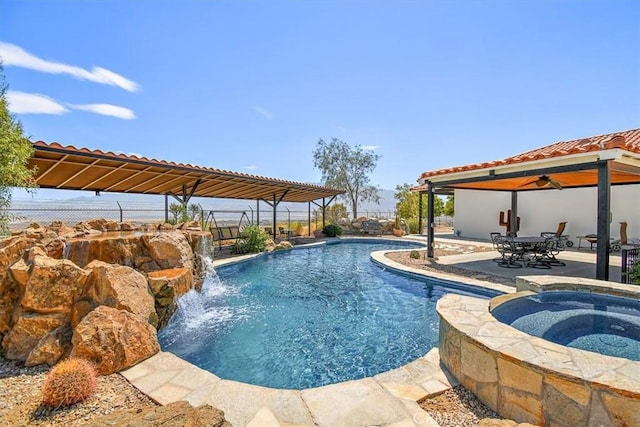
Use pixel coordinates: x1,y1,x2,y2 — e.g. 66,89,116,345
6,91,69,114
361,145,380,151
244,165,258,171
68,103,136,120
252,106,273,120
0,42,140,92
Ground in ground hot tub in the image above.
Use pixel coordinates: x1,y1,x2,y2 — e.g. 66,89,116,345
436,275,640,426
492,290,640,361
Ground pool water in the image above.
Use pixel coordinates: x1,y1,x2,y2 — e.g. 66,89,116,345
492,291,640,360
158,240,499,389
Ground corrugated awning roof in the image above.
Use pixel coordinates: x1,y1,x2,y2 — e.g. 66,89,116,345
28,141,344,203
413,129,640,192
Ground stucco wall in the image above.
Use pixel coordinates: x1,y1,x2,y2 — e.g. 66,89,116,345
454,185,640,244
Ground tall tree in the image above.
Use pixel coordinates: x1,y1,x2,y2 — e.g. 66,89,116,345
0,64,36,234
313,138,380,219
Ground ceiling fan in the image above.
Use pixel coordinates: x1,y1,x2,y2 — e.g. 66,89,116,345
519,175,564,190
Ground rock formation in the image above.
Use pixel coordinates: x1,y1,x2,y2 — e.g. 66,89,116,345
0,219,209,372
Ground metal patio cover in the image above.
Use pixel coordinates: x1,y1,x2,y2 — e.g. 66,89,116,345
28,141,344,203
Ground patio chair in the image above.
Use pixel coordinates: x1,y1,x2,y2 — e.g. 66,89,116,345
540,221,573,248
495,235,524,268
490,232,504,263
611,222,640,251
533,234,566,267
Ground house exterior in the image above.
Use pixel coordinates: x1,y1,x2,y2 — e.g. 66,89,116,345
454,185,640,245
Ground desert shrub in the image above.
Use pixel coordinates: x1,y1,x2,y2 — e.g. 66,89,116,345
232,224,268,254
322,223,342,237
409,250,421,259
41,358,98,408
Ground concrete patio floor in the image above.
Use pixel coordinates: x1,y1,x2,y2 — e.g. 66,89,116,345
409,234,623,283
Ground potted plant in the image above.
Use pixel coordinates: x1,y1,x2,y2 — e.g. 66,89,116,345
393,215,403,237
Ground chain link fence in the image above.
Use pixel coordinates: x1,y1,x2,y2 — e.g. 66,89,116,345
6,198,453,235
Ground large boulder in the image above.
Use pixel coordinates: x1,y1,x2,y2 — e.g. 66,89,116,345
83,260,157,327
147,268,193,328
143,231,194,271
1,312,67,361
16,249,89,314
71,305,160,374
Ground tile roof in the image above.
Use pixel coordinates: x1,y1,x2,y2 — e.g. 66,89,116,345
419,128,640,180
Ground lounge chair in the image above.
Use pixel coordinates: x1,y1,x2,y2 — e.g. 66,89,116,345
611,222,640,251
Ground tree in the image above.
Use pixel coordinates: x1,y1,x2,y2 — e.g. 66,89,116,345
444,195,454,217
394,183,425,220
0,64,36,234
325,202,348,224
313,138,380,219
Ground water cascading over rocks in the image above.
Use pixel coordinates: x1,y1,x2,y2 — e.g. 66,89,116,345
0,219,211,374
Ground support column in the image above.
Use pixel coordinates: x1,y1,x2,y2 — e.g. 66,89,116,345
308,202,311,237
272,194,278,238
164,194,168,223
418,191,424,235
596,161,611,280
427,183,435,258
509,191,518,237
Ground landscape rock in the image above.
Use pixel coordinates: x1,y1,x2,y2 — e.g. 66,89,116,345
143,231,194,271
84,260,157,326
2,312,67,361
91,400,231,427
147,268,193,328
71,305,160,375
64,235,144,268
25,324,72,366
18,252,89,314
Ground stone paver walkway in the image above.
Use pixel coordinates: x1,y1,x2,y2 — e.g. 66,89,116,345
122,348,454,426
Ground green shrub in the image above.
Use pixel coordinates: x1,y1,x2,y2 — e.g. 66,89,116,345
406,217,420,234
322,223,342,237
41,358,97,408
232,225,269,254
409,250,421,259
629,260,640,285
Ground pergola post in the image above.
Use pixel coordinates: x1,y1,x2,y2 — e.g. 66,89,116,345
256,200,260,225
418,191,424,235
164,194,168,222
509,191,518,237
427,183,435,258
308,202,311,236
596,161,611,280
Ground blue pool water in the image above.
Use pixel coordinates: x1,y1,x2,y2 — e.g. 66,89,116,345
158,240,500,389
492,291,640,360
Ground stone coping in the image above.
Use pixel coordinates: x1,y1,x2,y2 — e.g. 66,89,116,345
437,292,640,426
515,274,640,299
123,349,450,426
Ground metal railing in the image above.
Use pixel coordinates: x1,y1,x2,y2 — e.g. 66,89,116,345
621,247,640,284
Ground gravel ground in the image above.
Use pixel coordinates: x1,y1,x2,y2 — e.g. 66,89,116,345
0,355,157,426
0,239,511,426
420,385,502,426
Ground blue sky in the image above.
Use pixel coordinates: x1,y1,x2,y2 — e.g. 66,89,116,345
2,0,639,197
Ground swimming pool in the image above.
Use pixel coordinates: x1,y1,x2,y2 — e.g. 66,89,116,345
492,291,640,360
158,240,500,389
